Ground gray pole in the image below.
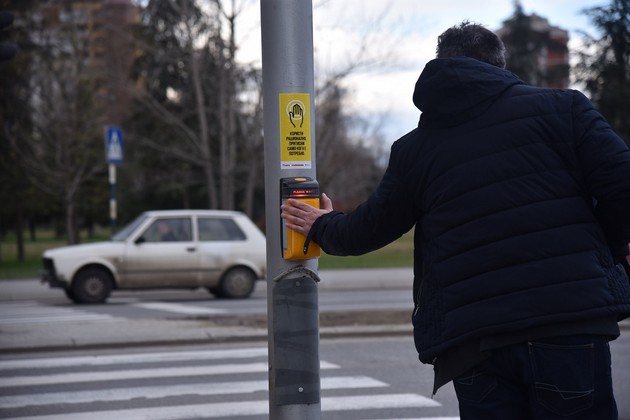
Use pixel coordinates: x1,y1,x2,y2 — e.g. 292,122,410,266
260,0,320,419
109,164,117,236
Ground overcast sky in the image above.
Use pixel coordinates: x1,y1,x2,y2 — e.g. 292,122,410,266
238,0,606,142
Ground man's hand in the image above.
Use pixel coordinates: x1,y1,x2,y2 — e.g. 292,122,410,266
281,193,333,236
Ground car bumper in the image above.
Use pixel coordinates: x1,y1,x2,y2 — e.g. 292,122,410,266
41,258,66,289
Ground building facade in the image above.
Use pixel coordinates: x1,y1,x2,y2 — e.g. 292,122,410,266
39,0,139,125
497,9,570,89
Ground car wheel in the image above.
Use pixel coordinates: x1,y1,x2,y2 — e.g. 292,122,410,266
217,267,256,299
71,267,113,304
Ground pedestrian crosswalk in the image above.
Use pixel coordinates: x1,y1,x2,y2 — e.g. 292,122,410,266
0,347,459,419
0,301,116,325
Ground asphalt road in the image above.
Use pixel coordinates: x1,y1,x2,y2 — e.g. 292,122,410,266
0,268,415,322
0,268,629,418
0,267,414,301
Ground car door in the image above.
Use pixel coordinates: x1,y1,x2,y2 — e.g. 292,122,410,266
196,216,248,286
119,217,199,288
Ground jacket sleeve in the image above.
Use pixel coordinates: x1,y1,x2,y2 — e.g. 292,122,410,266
573,90,630,261
310,141,418,256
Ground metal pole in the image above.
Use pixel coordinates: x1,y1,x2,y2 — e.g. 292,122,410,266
260,1,320,418
109,164,117,236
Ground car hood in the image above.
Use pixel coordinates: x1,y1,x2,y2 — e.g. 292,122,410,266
43,242,124,258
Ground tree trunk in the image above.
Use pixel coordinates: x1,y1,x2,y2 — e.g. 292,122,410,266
186,16,218,208
15,205,25,262
65,193,80,245
29,219,36,241
0,215,3,263
203,163,218,209
219,70,235,211
219,4,238,211
243,150,259,218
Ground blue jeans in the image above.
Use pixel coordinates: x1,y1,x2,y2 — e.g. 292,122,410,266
453,335,618,419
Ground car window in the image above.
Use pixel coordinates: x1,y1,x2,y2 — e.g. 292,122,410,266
113,214,148,241
198,217,246,241
141,218,192,243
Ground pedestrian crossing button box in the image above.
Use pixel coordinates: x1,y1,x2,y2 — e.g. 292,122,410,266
281,177,321,260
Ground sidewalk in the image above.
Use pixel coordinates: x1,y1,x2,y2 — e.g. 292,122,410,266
0,312,413,354
2,311,628,355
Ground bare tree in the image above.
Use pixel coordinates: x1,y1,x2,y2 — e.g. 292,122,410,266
1,1,39,259
312,2,402,208
8,7,105,244
574,0,630,145
130,0,218,208
130,0,258,211
233,67,265,219
314,81,386,210
127,0,397,217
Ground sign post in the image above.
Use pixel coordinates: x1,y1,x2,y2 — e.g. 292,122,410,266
260,1,320,418
104,126,124,236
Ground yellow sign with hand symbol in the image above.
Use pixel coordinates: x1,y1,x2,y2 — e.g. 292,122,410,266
279,93,312,169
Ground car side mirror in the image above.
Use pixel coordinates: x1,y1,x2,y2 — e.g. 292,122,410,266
135,237,146,245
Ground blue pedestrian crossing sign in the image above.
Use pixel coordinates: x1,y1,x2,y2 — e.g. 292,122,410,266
105,126,124,164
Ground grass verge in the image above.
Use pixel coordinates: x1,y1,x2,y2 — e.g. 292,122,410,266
0,229,109,280
318,231,413,269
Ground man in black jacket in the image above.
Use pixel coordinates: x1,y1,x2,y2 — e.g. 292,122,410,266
282,21,630,419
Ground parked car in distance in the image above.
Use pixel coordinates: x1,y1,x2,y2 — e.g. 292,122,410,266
41,210,267,303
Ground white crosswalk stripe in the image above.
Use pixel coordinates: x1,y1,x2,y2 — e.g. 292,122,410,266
0,376,387,408
0,302,115,325
0,348,268,370
132,301,227,315
0,361,339,387
0,347,454,419
11,395,441,420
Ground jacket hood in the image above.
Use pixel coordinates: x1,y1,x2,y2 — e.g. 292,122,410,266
413,57,524,128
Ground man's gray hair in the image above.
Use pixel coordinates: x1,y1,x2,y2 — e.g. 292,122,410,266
436,21,506,68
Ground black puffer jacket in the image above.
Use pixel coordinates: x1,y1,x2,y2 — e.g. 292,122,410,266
311,57,630,363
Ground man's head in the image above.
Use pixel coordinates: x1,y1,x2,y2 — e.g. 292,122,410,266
436,21,506,68
157,222,170,235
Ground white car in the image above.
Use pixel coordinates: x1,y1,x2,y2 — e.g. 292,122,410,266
41,210,267,303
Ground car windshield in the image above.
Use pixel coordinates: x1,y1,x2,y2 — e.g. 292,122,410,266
112,214,149,241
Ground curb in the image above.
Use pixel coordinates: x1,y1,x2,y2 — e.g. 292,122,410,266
0,322,412,355
1,315,627,356
0,310,413,355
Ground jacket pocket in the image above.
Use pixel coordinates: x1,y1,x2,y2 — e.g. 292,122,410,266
453,365,498,403
528,341,594,416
